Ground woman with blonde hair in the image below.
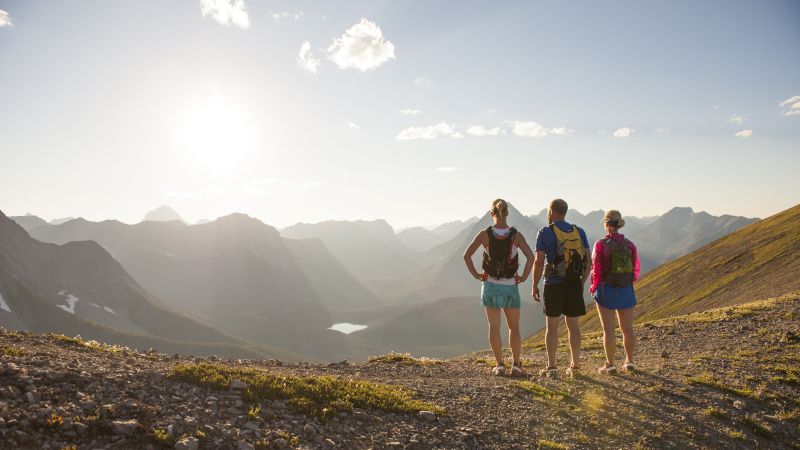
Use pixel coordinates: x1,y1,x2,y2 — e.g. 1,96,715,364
463,199,535,376
590,210,640,373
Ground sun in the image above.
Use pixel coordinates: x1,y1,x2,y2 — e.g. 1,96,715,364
174,95,256,174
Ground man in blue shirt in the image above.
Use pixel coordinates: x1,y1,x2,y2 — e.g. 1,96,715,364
531,199,591,379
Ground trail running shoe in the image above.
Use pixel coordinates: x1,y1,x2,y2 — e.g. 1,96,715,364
538,366,558,378
597,363,617,375
566,366,581,379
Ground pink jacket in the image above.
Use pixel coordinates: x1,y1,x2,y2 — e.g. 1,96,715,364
590,233,640,294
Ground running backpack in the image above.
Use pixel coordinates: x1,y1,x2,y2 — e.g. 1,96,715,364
544,224,587,280
604,238,633,287
482,226,519,279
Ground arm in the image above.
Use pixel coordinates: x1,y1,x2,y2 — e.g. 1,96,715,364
515,233,535,284
589,241,603,293
579,228,592,287
463,231,488,280
630,241,641,282
531,250,545,301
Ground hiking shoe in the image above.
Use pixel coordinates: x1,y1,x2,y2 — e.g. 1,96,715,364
597,363,617,375
492,365,506,376
622,361,635,372
511,362,526,377
566,366,581,379
538,366,558,379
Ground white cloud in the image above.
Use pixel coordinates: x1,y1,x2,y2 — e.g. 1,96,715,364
730,114,744,124
734,129,753,138
300,181,321,189
612,127,635,138
414,77,432,86
0,9,12,27
400,109,420,116
436,167,458,172
200,0,250,29
465,126,504,137
327,18,395,71
507,121,573,138
347,122,359,129
779,95,800,116
297,41,321,73
549,127,575,136
271,11,303,22
654,128,670,134
396,122,457,140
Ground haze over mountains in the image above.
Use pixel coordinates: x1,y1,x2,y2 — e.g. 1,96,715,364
0,210,299,360
6,203,763,361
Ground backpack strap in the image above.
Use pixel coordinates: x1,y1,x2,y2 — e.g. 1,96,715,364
507,227,518,262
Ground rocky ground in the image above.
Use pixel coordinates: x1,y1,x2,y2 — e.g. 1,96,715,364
1,293,799,450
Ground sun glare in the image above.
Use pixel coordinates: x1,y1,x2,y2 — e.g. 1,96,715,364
174,95,257,174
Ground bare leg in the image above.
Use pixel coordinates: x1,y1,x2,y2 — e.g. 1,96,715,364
596,303,618,366
545,316,560,368
616,307,636,364
564,316,582,368
485,307,504,366
503,308,521,365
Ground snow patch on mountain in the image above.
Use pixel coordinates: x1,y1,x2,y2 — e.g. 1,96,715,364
0,291,11,313
56,290,79,314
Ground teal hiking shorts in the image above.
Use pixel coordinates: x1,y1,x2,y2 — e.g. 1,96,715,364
480,281,521,309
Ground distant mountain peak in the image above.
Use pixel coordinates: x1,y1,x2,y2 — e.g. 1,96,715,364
143,205,184,223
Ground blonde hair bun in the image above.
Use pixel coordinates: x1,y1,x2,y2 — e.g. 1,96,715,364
491,199,509,217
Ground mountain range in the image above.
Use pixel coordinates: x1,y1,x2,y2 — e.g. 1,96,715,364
13,213,387,359
7,203,762,361
0,210,301,360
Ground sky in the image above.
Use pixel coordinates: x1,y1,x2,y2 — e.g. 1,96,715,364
0,0,799,229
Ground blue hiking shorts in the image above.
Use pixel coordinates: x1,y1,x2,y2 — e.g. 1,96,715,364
480,281,521,309
593,283,637,310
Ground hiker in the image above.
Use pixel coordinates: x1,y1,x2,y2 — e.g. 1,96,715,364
531,199,591,378
590,210,640,373
463,199,535,376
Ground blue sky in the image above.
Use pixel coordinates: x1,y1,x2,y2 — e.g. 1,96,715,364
0,0,798,228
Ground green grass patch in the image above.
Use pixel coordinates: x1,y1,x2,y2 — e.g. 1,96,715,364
686,372,758,399
171,362,445,419
728,430,745,441
536,439,568,449
702,406,729,420
0,344,28,357
368,352,444,366
513,381,569,402
742,416,772,439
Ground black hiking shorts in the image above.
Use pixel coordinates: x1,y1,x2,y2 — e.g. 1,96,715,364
543,279,586,318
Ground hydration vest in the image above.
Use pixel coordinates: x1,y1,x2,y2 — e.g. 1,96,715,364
481,226,519,279
544,224,587,280
603,237,634,287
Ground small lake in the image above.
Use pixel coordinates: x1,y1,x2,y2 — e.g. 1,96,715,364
328,323,368,334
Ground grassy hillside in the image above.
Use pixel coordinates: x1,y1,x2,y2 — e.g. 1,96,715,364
530,203,800,341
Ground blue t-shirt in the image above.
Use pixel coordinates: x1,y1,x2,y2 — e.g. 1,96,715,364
535,220,590,285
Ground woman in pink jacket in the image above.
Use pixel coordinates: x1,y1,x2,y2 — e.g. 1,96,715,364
590,210,640,374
